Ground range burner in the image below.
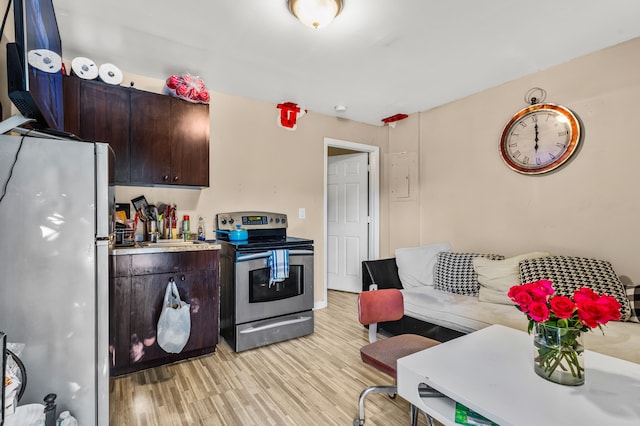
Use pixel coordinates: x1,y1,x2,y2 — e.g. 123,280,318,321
214,236,314,253
214,211,313,252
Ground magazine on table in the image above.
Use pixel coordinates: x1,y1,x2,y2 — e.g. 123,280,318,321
455,402,499,426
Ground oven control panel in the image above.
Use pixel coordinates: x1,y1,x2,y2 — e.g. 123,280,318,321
216,211,288,230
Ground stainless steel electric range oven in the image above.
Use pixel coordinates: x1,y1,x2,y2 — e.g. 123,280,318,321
214,211,314,352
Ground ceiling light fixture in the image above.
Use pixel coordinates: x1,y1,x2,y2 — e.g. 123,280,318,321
288,0,343,29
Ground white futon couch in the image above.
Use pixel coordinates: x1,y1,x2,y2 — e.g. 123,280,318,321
362,242,640,364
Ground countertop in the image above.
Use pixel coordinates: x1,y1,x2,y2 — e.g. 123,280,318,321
110,240,221,255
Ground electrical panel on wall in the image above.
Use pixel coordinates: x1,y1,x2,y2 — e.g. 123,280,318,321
388,152,418,201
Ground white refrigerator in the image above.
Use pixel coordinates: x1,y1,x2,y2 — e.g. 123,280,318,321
0,134,111,425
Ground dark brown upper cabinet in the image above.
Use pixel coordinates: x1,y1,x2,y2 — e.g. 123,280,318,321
63,76,209,187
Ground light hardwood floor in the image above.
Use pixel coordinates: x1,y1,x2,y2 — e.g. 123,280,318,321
109,290,436,426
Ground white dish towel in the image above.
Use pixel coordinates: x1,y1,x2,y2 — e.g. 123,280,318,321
268,249,289,286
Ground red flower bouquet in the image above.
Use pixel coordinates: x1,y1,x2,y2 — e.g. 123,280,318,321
508,280,622,385
508,280,622,332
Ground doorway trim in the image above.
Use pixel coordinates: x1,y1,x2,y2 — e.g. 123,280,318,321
322,137,380,308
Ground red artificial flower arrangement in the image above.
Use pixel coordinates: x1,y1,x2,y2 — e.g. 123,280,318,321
509,280,622,384
164,73,210,104
508,280,622,333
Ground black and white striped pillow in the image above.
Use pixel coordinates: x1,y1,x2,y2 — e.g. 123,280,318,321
519,255,632,322
626,284,640,323
434,252,505,296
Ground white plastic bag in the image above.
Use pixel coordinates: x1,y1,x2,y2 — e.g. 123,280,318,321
157,278,191,353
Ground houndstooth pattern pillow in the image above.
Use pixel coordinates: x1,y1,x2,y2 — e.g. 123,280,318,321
626,284,640,323
434,252,505,296
519,256,632,321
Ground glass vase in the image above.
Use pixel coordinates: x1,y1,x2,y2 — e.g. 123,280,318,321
533,323,585,386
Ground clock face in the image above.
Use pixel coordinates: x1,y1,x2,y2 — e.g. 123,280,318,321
500,103,581,175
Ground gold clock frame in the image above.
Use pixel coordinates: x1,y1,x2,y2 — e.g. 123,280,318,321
500,103,581,175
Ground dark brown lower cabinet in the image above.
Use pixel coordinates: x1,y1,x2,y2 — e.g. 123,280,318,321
109,250,219,376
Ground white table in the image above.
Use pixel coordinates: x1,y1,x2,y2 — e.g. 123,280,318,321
397,324,640,426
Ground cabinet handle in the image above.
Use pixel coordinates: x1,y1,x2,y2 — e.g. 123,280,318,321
162,175,169,181
173,176,179,182
181,275,186,281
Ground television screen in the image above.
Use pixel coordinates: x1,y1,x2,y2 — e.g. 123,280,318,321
7,0,64,131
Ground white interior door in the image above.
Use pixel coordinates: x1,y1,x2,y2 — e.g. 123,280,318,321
327,152,369,292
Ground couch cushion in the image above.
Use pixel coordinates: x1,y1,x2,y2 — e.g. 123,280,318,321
395,242,451,288
474,252,550,305
519,255,632,321
434,252,504,296
477,287,516,305
627,284,640,323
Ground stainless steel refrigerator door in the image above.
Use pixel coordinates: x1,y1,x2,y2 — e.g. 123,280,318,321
0,135,107,425
94,142,112,240
95,142,111,426
95,239,110,426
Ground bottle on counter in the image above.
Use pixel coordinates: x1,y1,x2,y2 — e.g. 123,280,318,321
182,215,190,241
197,216,206,241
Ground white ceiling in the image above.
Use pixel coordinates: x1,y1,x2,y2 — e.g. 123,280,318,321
52,0,640,126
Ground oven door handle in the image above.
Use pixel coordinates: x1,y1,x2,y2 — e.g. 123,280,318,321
236,249,313,262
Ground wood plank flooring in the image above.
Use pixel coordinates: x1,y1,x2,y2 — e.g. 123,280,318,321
109,290,437,425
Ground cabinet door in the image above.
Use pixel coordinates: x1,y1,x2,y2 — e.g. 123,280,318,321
130,91,172,185
129,272,175,364
176,270,217,352
129,270,217,365
79,80,131,184
63,75,81,135
63,76,131,184
170,98,210,187
110,276,131,371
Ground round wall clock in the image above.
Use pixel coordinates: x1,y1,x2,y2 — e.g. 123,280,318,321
500,103,582,175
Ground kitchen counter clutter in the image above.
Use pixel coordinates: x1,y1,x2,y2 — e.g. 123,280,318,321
109,246,220,376
111,240,221,255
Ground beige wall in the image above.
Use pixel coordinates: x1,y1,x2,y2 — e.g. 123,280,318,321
388,36,640,283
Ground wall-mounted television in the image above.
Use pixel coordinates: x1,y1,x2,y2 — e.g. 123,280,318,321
6,0,64,131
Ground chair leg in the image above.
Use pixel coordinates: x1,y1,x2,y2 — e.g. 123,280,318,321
410,404,419,426
410,404,436,426
353,385,397,426
423,410,435,426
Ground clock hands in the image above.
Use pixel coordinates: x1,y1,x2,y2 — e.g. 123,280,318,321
534,123,539,151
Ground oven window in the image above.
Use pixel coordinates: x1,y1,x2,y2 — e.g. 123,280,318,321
249,265,304,303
